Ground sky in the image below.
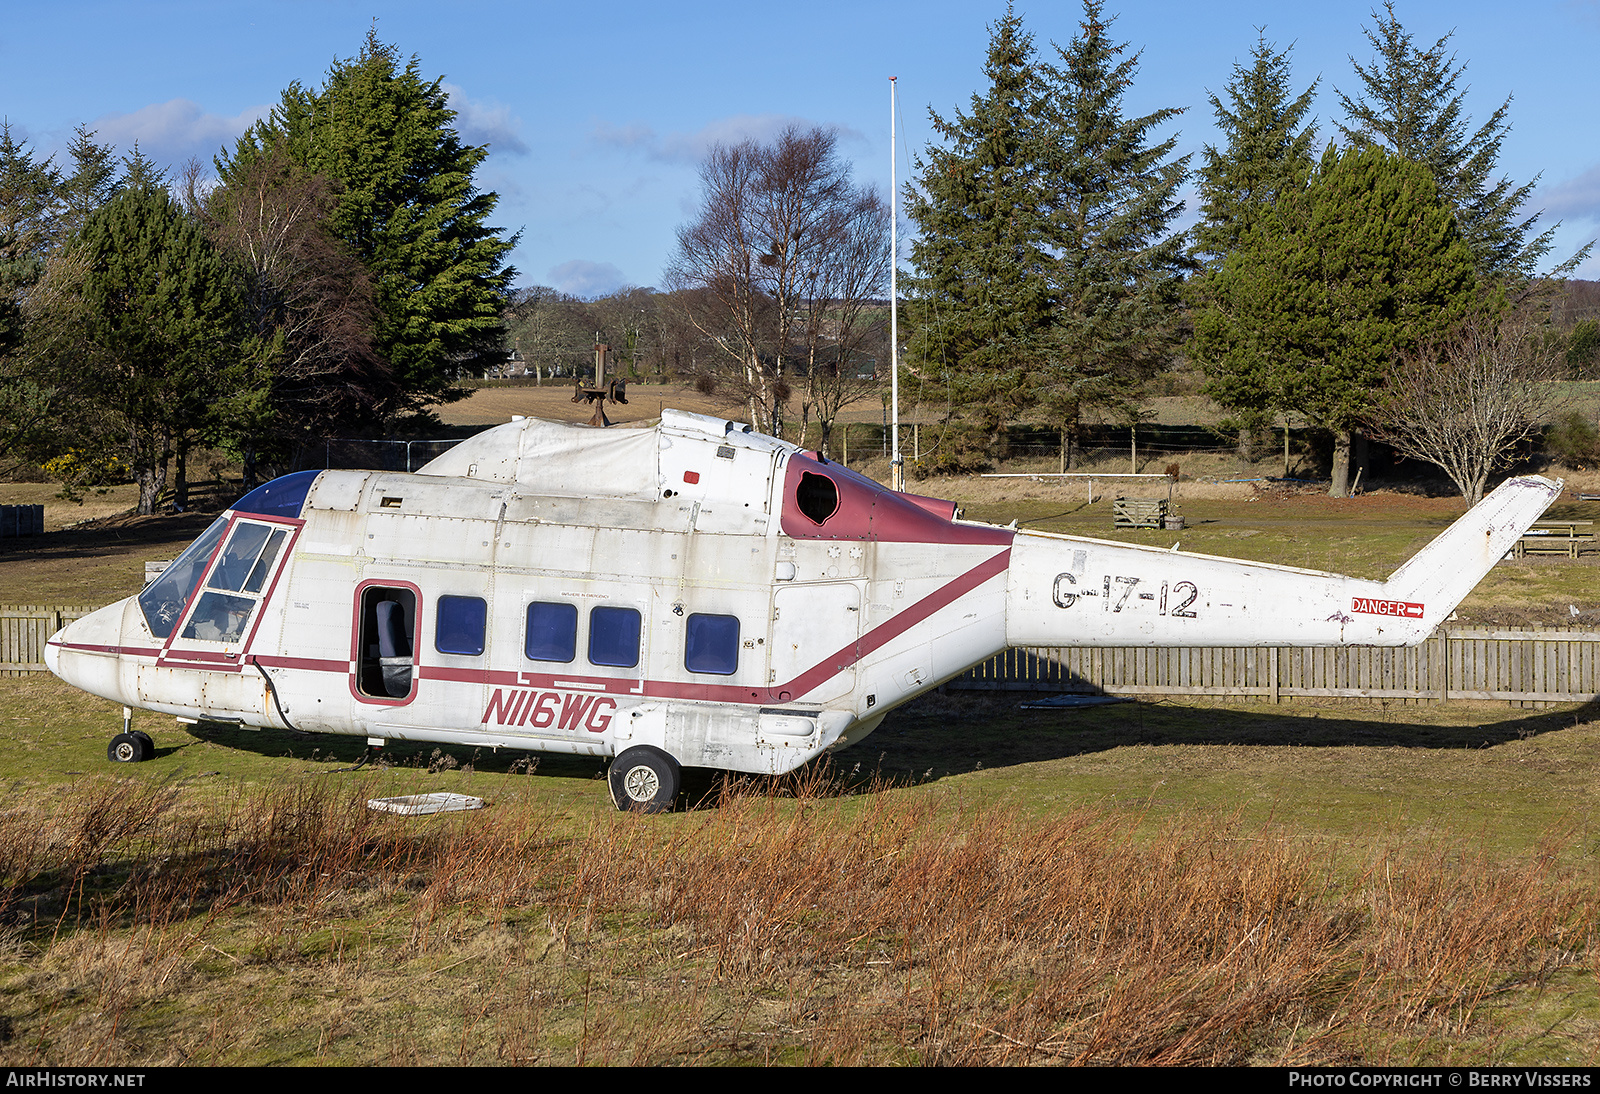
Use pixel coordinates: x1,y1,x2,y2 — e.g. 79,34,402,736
4,0,1599,295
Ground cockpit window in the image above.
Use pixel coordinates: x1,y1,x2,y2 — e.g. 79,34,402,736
137,517,229,638
182,591,256,642
207,524,274,592
796,471,839,525
172,522,293,643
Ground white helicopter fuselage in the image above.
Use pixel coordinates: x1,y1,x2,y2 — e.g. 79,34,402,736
45,409,1561,799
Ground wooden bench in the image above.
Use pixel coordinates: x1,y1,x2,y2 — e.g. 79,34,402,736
1513,520,1594,559
1113,496,1169,529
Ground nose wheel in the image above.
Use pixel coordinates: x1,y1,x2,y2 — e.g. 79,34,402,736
108,731,154,763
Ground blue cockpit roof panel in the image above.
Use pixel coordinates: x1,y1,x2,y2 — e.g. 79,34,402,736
231,470,320,520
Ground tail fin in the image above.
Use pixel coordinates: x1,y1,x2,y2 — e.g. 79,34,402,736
1383,475,1562,630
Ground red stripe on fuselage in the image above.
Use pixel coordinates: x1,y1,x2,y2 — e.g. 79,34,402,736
73,545,1013,707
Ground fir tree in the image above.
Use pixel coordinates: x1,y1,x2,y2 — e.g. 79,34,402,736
1336,0,1560,279
119,142,168,194
903,2,1057,460
56,126,119,241
904,1,1190,470
220,29,517,420
1193,33,1318,267
1038,0,1192,445
0,124,59,354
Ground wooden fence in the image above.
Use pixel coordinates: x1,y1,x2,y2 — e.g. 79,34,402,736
4,604,1597,707
1,606,95,677
951,627,1600,707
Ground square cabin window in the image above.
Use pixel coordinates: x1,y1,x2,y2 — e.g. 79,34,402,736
589,606,641,668
435,595,487,656
685,613,740,675
526,601,578,663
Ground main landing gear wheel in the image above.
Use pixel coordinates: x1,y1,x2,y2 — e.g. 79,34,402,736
107,732,153,763
607,746,681,813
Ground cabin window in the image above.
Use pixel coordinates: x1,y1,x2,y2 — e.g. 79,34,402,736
796,471,839,525
357,586,416,700
435,595,487,656
685,613,739,675
588,606,641,668
525,601,578,663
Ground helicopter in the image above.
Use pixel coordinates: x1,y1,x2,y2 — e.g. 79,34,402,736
46,409,1561,811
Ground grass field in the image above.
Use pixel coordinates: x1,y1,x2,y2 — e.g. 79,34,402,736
4,409,1600,1064
0,673,1597,1065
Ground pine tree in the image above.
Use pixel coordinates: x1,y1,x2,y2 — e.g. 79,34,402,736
71,186,251,513
1038,0,1192,446
220,29,517,421
1191,144,1477,495
903,2,1057,463
1336,0,1560,279
1193,33,1318,267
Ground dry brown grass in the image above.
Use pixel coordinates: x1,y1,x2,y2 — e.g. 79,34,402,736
0,776,1591,1065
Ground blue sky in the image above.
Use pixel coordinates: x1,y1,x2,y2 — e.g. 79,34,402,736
4,1,1598,294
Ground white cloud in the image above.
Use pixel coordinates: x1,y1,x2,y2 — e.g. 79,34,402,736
1541,165,1600,224
593,113,866,166
442,83,529,156
88,98,270,165
549,259,628,299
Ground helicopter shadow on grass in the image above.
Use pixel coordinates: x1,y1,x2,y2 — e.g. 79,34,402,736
853,685,1600,787
176,685,1600,808
180,721,611,784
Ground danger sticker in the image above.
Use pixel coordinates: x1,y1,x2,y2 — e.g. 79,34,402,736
1352,597,1424,618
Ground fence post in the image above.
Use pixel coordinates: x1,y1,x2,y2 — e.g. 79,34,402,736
1270,646,1280,703
1435,629,1448,705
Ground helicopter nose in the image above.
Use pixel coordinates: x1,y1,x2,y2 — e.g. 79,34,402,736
46,600,134,706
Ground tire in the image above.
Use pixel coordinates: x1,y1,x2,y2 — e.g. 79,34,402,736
108,732,151,763
131,730,154,755
607,746,680,813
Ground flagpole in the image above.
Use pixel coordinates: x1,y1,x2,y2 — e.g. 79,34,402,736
890,75,903,492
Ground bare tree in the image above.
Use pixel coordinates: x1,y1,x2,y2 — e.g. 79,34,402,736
504,285,588,382
1367,310,1563,504
796,187,891,456
666,140,774,429
190,146,389,481
666,127,878,439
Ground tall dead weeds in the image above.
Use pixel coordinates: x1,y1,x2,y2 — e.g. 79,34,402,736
0,777,1591,1065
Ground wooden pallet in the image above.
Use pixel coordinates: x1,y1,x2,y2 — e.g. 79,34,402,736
1112,496,1169,529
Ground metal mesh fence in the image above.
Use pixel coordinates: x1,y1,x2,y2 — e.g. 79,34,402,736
290,438,464,474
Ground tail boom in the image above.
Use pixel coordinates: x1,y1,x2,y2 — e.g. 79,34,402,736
1004,475,1561,650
